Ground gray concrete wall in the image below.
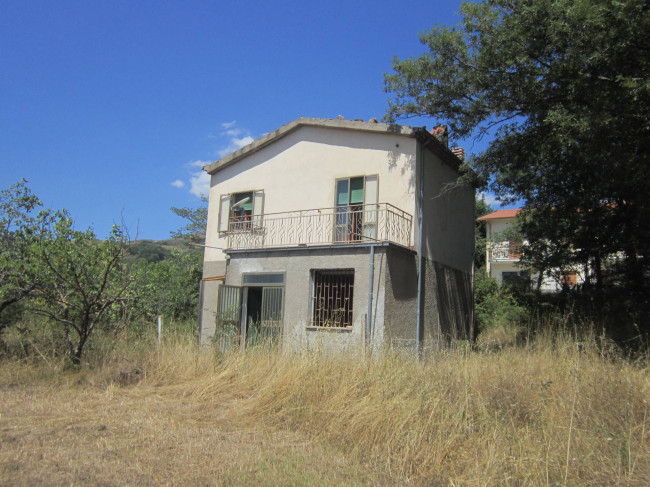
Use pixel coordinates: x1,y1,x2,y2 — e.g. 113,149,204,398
414,141,475,344
223,245,387,353
383,246,418,349
419,144,475,274
421,259,473,349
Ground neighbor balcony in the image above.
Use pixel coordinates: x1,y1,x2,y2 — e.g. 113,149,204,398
488,241,522,261
226,203,412,250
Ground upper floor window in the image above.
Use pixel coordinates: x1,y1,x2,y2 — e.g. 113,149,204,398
230,191,253,230
218,190,264,233
334,175,378,242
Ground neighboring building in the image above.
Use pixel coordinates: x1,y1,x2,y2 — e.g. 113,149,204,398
478,209,583,292
199,117,475,353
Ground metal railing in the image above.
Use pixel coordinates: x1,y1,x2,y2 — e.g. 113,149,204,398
227,203,412,250
488,241,522,261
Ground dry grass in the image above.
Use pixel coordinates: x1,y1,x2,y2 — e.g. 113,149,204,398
1,331,649,486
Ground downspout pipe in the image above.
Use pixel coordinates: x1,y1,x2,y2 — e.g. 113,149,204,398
416,137,433,357
366,244,375,353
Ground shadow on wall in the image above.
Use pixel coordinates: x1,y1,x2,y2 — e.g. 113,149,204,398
386,150,416,193
384,249,418,344
433,261,473,343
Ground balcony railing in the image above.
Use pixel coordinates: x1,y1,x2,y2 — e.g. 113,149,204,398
488,241,522,261
227,203,412,250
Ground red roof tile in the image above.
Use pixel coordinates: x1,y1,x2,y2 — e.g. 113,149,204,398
477,209,521,221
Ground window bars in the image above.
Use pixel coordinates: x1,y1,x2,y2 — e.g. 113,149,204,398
312,270,354,327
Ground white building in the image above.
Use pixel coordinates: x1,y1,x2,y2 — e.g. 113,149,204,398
199,117,475,353
479,209,583,292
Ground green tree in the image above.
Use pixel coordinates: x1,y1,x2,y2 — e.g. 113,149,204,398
29,214,133,365
474,196,493,270
170,197,207,244
385,0,650,302
128,200,206,324
0,180,42,327
131,251,203,322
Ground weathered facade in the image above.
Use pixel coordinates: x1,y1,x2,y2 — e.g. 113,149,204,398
199,117,474,353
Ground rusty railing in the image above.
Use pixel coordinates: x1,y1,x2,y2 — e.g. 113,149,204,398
227,203,412,250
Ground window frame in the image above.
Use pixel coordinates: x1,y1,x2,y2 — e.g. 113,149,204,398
333,175,379,242
230,191,254,231
310,269,355,328
217,189,265,234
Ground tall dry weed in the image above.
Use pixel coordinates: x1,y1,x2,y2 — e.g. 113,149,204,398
2,327,649,485
164,333,650,485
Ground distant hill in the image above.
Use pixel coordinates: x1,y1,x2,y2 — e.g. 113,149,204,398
125,238,198,263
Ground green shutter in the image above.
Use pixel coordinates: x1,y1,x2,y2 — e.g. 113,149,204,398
349,177,364,204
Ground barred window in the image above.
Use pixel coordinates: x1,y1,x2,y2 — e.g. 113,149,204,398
312,270,354,327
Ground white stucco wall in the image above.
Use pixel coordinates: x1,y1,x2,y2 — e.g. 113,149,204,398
486,219,512,237
203,125,418,269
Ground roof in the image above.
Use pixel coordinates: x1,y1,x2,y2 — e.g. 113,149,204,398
477,209,521,221
202,117,463,175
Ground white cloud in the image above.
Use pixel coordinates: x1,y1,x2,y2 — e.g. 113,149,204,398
217,132,254,158
185,160,211,198
189,170,210,198
178,122,254,199
235,136,254,146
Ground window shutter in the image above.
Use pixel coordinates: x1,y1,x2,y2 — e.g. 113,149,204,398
218,194,231,232
218,285,242,322
349,177,364,204
261,287,283,325
363,176,378,238
252,190,264,226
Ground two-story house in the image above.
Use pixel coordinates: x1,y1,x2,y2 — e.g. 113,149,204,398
199,117,475,353
479,209,584,291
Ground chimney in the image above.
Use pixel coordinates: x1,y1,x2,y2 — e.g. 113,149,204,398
430,125,448,147
451,147,466,161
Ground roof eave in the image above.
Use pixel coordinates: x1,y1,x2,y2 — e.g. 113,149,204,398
202,117,466,175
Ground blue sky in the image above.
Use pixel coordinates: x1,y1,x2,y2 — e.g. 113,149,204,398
1,0,495,239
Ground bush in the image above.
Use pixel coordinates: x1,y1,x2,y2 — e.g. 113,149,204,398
474,270,527,337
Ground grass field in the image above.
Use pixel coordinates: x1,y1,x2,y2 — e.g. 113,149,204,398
1,330,649,486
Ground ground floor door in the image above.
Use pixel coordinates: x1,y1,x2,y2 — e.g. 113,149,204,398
245,286,283,347
215,283,283,351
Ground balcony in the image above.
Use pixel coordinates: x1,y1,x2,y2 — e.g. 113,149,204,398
226,203,412,250
488,241,522,261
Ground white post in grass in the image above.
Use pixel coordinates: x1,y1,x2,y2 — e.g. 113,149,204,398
157,315,163,345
